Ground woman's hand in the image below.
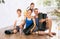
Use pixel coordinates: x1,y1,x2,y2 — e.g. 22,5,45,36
30,29,33,33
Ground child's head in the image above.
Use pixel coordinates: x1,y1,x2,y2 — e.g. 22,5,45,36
34,8,38,15
17,9,22,16
30,3,35,9
27,9,32,16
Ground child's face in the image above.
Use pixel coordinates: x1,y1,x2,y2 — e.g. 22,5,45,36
17,11,21,16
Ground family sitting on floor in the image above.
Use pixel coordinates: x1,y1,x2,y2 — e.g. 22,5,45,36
5,3,56,37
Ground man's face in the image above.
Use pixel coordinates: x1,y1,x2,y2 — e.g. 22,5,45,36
34,10,38,15
30,5,34,9
17,11,21,16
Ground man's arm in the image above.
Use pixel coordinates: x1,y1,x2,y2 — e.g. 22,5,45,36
39,19,46,23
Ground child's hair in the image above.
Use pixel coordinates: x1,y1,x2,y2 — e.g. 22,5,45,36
17,9,22,12
30,3,34,5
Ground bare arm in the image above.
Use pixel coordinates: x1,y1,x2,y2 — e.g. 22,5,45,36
39,17,48,23
31,17,36,32
39,19,46,23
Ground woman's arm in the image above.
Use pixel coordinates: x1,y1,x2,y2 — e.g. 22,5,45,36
31,16,36,32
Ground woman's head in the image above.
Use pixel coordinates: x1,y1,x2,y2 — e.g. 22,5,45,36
17,9,22,16
27,9,32,16
30,3,35,9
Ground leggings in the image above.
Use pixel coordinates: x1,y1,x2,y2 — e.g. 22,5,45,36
23,24,34,35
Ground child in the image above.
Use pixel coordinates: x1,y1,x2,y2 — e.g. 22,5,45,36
13,9,24,34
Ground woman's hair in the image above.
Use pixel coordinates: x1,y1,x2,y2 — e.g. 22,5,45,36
27,9,32,12
17,9,22,12
30,3,34,5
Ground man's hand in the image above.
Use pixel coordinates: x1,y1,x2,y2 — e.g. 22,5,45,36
39,19,46,23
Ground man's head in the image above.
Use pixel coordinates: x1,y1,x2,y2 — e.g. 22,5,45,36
34,8,39,15
30,3,35,9
17,9,22,16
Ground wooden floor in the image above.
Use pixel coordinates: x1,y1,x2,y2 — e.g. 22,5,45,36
0,26,58,39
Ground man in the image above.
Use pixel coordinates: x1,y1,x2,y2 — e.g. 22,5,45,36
34,8,56,37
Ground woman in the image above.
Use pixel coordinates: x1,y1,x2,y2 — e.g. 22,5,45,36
23,9,36,35
24,3,35,17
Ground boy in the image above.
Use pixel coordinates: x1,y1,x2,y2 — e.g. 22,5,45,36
13,9,24,34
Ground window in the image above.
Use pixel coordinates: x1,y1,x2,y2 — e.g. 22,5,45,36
0,0,5,4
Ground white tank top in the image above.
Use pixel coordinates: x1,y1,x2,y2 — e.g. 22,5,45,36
16,16,24,26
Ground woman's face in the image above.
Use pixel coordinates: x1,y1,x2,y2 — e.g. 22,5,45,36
30,5,34,9
27,10,32,16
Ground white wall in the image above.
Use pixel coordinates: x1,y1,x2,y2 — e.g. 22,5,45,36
0,0,35,28
0,0,58,29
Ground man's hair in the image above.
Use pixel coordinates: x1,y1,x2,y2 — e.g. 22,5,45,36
34,8,38,11
30,3,34,5
17,9,22,12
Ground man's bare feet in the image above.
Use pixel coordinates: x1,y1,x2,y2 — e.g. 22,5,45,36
48,32,56,37
48,33,54,37
51,32,56,35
